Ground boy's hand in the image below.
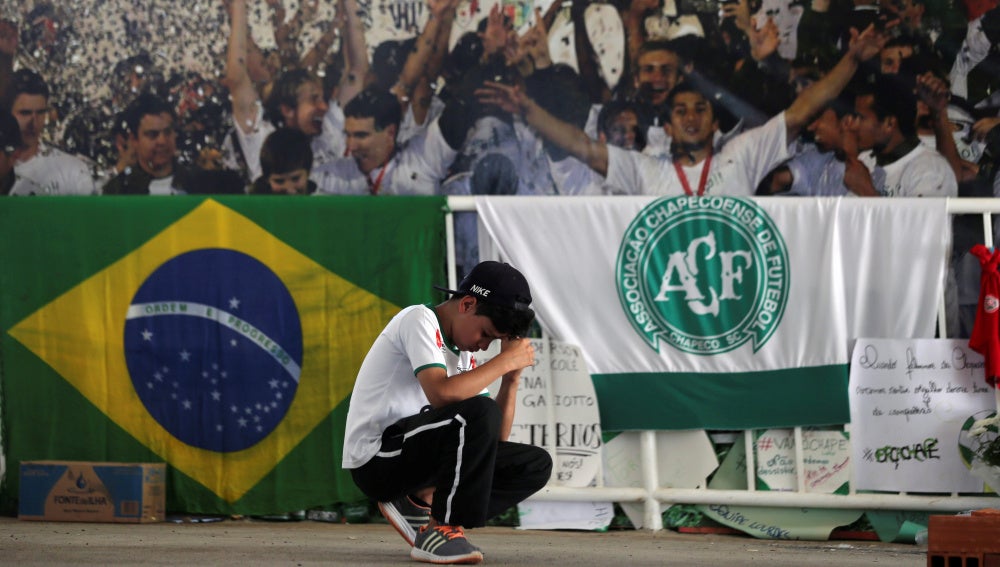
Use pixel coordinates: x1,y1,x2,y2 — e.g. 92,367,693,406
500,337,535,371
476,81,530,117
915,71,949,115
972,116,1000,142
847,22,895,63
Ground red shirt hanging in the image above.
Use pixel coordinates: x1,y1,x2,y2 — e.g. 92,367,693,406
969,243,1000,388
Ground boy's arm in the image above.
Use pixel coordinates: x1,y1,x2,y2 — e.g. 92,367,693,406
784,23,889,140
417,339,535,409
396,0,458,99
477,81,610,176
299,19,339,75
493,340,527,441
223,0,260,135
337,0,369,107
918,71,979,184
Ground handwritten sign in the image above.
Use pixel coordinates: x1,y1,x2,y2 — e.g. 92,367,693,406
699,436,862,540
486,339,603,488
849,338,995,492
754,429,850,493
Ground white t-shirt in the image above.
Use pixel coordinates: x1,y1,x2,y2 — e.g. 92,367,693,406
342,305,477,469
8,173,44,196
860,143,957,197
149,176,184,195
13,144,98,195
547,155,622,196
457,115,555,196
606,112,790,196
312,119,456,195
396,95,446,146
786,146,886,197
231,101,345,182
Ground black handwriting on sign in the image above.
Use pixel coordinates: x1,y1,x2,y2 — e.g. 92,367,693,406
952,346,986,377
857,344,897,370
905,347,936,379
873,438,940,469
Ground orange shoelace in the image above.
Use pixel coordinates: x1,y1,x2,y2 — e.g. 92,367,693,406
434,525,466,540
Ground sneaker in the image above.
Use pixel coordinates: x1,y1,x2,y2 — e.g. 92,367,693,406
410,525,484,565
378,495,431,546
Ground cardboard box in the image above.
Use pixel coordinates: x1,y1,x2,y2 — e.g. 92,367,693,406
19,461,165,523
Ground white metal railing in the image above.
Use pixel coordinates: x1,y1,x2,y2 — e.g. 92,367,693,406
445,196,1000,531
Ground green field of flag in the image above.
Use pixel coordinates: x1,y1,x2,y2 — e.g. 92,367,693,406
0,196,447,515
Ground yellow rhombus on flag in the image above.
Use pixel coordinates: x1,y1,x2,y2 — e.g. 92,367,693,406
9,199,396,502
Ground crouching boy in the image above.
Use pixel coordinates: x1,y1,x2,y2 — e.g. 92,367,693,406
343,261,552,564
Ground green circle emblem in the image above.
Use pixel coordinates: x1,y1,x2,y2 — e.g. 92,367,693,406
616,196,790,355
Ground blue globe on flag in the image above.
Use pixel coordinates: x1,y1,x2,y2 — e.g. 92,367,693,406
124,248,303,452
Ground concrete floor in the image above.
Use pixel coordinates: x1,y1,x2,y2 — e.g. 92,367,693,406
0,516,928,566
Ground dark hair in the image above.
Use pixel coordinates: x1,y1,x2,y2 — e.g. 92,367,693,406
371,38,416,91
24,4,65,47
473,300,535,339
883,35,918,52
27,3,57,23
825,91,857,119
123,92,177,135
862,75,918,138
111,52,165,105
637,40,682,63
597,100,646,150
343,88,402,132
664,82,717,119
112,52,156,84
260,127,313,177
446,32,484,82
263,68,320,126
2,69,49,111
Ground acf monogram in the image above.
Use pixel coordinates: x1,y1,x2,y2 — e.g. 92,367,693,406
616,196,790,355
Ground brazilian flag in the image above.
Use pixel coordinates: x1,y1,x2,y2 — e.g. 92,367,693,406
0,196,447,515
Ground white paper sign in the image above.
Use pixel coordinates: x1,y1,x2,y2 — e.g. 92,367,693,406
602,430,718,529
487,338,603,488
754,429,850,493
849,338,996,492
517,500,613,531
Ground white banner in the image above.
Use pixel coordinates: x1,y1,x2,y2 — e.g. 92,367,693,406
849,338,995,492
476,196,948,429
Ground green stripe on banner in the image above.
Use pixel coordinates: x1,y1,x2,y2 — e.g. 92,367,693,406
0,196,446,515
591,364,849,430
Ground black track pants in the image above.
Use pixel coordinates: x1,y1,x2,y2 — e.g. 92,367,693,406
351,396,552,528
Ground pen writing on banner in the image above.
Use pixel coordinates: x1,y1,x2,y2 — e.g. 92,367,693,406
707,505,792,539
